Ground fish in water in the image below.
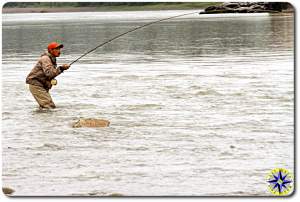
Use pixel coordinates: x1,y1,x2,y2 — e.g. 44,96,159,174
72,118,110,128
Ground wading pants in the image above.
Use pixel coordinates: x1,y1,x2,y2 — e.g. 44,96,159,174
29,84,56,109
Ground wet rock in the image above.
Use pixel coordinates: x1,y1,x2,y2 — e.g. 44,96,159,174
205,5,217,12
223,2,240,9
235,7,252,13
200,2,288,14
250,4,265,10
86,191,123,196
87,191,98,196
2,187,14,195
108,193,124,197
72,118,110,128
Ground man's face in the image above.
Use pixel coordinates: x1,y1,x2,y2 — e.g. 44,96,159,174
49,47,61,57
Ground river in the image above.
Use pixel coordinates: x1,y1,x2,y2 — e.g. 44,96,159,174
2,10,294,196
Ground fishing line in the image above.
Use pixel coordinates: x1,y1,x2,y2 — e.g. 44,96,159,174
69,11,199,65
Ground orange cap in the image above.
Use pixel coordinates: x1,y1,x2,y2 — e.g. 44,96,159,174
47,42,64,50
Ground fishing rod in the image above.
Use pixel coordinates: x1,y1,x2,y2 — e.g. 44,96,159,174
69,11,199,65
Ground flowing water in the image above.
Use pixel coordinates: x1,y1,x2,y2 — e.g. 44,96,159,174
2,10,294,196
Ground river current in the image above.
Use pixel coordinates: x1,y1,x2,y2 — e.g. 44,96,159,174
2,10,294,196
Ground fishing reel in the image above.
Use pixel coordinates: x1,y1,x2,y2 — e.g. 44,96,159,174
51,79,57,86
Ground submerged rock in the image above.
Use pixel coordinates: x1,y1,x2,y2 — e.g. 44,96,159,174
72,118,110,128
2,187,14,195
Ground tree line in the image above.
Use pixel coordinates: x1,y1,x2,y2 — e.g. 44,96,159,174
3,2,184,8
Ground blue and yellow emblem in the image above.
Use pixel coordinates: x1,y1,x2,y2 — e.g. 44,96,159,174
266,168,293,196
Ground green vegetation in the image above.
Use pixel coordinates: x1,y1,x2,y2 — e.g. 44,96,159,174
3,2,221,11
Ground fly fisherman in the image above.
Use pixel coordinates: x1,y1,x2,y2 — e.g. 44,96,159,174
26,42,70,109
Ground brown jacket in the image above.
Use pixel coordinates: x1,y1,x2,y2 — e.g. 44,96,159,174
26,52,63,91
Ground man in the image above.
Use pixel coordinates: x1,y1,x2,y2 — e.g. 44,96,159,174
26,42,70,109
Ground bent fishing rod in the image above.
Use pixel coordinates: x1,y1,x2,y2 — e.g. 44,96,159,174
69,11,199,65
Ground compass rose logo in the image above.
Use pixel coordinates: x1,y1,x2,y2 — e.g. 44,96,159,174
266,168,293,196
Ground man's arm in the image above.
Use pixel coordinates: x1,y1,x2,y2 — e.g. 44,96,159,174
40,56,63,79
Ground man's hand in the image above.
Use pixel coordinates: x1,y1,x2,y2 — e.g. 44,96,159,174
61,64,70,70
59,64,70,72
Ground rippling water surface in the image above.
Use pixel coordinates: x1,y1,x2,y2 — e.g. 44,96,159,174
2,10,294,196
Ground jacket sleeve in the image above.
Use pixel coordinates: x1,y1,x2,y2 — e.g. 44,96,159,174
40,56,62,79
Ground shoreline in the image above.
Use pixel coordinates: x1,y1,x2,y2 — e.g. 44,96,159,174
3,7,104,14
2,6,293,14
2,6,207,14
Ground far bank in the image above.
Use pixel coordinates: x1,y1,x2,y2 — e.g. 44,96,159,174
2,3,220,13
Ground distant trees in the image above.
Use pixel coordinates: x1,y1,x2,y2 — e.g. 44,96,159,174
3,2,171,8
5,2,291,11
